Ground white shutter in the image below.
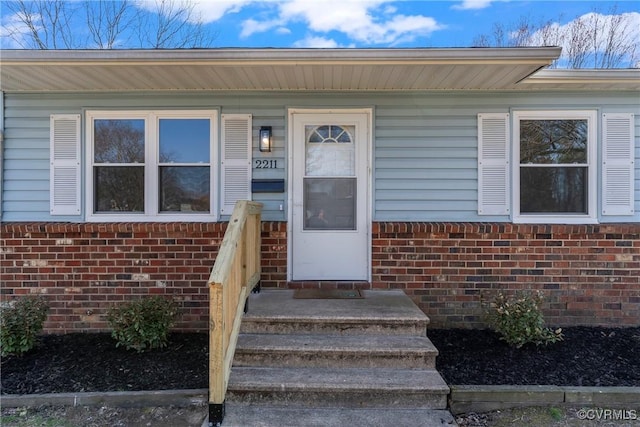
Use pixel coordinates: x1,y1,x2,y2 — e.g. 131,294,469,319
221,114,252,215
50,114,81,215
478,113,510,215
602,113,635,216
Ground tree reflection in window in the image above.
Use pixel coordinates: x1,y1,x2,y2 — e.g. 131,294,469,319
158,119,210,212
519,119,588,214
94,119,145,212
520,120,587,164
93,118,212,214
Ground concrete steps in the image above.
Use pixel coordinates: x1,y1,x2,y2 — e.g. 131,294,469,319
218,289,453,426
228,366,449,408
234,333,439,368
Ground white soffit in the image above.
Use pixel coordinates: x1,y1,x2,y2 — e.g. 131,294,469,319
3,47,635,92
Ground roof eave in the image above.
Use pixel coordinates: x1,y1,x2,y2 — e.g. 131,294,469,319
517,68,640,91
524,68,640,83
0,47,563,65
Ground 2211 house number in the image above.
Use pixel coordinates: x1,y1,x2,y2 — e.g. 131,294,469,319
255,159,277,169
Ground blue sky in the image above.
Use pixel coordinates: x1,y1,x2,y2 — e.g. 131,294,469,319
1,0,639,51
199,0,640,49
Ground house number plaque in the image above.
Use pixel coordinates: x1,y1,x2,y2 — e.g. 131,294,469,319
254,159,277,169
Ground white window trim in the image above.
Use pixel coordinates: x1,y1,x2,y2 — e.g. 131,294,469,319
85,110,219,222
512,110,598,224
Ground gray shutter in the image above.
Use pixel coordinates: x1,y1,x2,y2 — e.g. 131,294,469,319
478,113,510,215
602,113,635,216
221,114,252,215
50,114,81,215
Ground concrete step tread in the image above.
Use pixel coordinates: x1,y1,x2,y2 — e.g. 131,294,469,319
219,405,457,427
236,333,439,355
228,367,450,392
244,289,428,323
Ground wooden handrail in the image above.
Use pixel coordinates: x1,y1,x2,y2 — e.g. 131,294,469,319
208,200,263,426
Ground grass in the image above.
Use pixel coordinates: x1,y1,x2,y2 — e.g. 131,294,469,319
1,408,73,427
462,406,640,427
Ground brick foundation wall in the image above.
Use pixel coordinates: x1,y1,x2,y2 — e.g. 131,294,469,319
1,222,638,332
0,222,285,333
371,223,640,328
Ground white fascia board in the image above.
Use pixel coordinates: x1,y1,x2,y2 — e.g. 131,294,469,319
0,47,563,65
525,69,640,84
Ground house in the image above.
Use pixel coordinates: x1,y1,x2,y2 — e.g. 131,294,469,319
1,47,638,332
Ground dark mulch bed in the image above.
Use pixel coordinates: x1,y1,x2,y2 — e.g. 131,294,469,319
430,326,640,387
1,333,208,395
2,327,639,395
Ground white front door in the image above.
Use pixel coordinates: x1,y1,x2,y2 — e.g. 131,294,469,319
289,110,370,280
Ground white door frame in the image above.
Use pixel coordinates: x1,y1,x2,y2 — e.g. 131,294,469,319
287,108,372,281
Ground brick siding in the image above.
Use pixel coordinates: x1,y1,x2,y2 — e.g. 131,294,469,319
1,222,638,332
2,223,234,332
372,223,640,328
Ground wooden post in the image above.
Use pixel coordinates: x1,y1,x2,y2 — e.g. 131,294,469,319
209,283,224,426
207,200,262,426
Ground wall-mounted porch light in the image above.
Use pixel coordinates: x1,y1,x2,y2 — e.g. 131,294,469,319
259,126,272,152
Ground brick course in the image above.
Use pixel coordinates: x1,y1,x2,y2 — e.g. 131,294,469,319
1,222,638,332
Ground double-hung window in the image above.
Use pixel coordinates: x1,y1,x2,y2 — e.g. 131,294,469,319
86,110,218,221
513,111,597,223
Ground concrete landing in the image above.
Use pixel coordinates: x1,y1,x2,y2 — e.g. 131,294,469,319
244,289,428,322
241,289,429,336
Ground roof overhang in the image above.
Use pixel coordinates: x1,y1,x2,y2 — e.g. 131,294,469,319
1,47,637,92
1,47,563,92
517,69,640,91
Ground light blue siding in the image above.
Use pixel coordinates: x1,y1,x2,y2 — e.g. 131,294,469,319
1,91,639,223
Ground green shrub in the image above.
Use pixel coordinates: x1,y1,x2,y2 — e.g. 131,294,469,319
107,296,179,352
485,290,563,348
0,295,49,356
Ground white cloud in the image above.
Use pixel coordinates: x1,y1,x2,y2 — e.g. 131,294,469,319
191,0,256,23
0,12,37,49
244,0,444,45
293,36,341,48
240,18,282,38
528,11,640,66
383,14,442,44
135,0,256,23
133,0,444,46
452,0,494,10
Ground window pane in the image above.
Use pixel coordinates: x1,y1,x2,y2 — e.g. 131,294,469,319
305,125,355,176
94,119,145,163
520,167,587,213
520,120,587,164
160,166,210,212
305,125,353,144
159,119,210,163
304,178,356,230
94,166,144,212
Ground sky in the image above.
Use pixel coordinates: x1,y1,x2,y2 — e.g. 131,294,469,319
194,0,640,49
1,0,639,52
